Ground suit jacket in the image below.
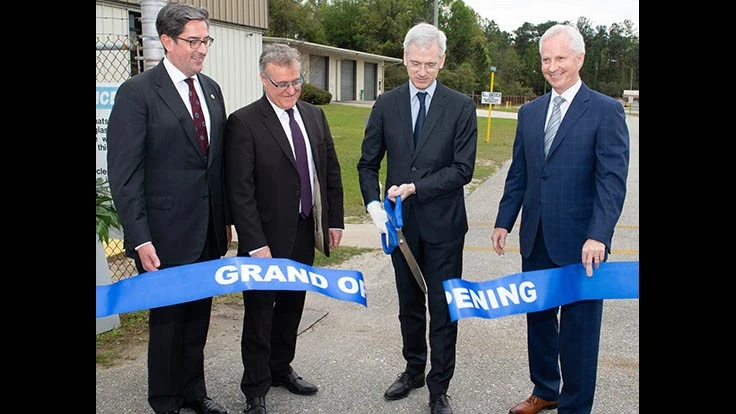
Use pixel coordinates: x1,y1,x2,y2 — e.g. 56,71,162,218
357,81,477,244
224,96,344,258
107,60,231,265
495,82,630,265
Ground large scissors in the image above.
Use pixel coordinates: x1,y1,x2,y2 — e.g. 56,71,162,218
380,196,427,294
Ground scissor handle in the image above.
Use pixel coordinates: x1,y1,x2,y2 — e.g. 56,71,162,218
383,196,403,228
380,195,402,254
381,224,398,254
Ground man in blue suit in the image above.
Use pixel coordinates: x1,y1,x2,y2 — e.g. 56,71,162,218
358,22,477,414
491,24,630,414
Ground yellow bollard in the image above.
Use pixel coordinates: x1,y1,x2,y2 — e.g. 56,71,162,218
486,70,495,144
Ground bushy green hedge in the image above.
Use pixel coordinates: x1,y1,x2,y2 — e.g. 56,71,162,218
300,83,332,105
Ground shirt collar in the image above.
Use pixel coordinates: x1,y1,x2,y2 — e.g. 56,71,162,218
552,78,582,104
410,80,437,98
162,56,194,85
265,95,298,120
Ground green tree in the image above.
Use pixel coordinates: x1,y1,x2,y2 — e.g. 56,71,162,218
268,1,639,100
321,0,365,50
267,0,307,38
357,0,422,58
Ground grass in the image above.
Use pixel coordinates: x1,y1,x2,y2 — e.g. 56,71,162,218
320,103,517,221
96,103,518,366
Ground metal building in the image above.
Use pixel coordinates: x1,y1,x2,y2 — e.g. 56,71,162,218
96,0,401,112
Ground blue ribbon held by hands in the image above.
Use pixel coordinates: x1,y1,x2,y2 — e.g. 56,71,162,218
443,261,639,322
97,256,367,318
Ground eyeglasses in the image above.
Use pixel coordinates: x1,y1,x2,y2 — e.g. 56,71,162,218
176,36,214,49
407,61,440,72
262,72,304,89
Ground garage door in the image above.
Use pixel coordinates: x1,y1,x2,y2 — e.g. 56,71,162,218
340,59,356,101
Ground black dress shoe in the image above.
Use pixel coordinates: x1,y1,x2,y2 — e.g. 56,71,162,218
271,370,318,395
244,396,266,414
182,396,228,414
383,371,425,400
430,393,453,414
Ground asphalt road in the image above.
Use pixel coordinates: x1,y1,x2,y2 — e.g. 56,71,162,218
96,113,639,414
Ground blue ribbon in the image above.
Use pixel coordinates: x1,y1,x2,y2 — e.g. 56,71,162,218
96,257,366,318
443,261,639,322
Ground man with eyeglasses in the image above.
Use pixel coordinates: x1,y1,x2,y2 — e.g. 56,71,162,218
357,22,477,414
107,3,230,414
224,43,344,414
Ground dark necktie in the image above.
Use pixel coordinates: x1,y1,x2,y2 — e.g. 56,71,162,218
286,108,312,218
184,78,209,157
414,91,427,146
544,96,565,158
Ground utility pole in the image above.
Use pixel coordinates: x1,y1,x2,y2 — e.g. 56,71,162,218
629,67,633,90
434,0,438,26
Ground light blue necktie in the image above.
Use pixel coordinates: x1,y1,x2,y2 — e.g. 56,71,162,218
544,96,565,158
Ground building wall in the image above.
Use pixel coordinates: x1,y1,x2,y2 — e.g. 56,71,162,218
97,1,400,107
96,2,129,34
263,38,401,102
329,57,387,101
98,0,268,29
96,0,264,114
205,25,263,113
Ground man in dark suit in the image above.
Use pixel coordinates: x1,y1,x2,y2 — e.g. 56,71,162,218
106,3,231,414
223,43,344,414
491,24,630,414
357,22,477,414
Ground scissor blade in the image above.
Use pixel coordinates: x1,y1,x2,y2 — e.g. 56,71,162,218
397,230,427,294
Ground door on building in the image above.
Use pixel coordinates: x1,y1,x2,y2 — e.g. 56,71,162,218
340,59,356,101
309,55,328,91
363,62,377,100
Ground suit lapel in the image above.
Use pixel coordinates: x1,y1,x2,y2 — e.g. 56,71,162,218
197,74,222,165
536,94,553,160
393,84,414,152
547,85,590,158
154,64,204,161
259,97,298,171
296,102,325,243
414,82,447,155
297,103,322,173
153,64,210,163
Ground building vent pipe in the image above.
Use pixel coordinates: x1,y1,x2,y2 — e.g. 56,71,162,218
139,0,167,71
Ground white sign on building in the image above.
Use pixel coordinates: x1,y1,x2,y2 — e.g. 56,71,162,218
96,83,120,181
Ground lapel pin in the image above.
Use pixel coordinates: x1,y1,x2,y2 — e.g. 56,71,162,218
210,94,215,100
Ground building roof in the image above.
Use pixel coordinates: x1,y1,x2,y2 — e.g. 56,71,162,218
263,36,403,64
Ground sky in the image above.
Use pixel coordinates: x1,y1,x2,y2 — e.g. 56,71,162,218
461,0,639,34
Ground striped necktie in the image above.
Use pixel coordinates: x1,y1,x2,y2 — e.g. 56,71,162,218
544,96,564,158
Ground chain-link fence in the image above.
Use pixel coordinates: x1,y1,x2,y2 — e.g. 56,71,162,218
96,33,142,83
97,33,141,282
102,239,136,282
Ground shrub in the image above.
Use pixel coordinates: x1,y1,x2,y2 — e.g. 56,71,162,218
300,83,332,105
96,178,121,244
